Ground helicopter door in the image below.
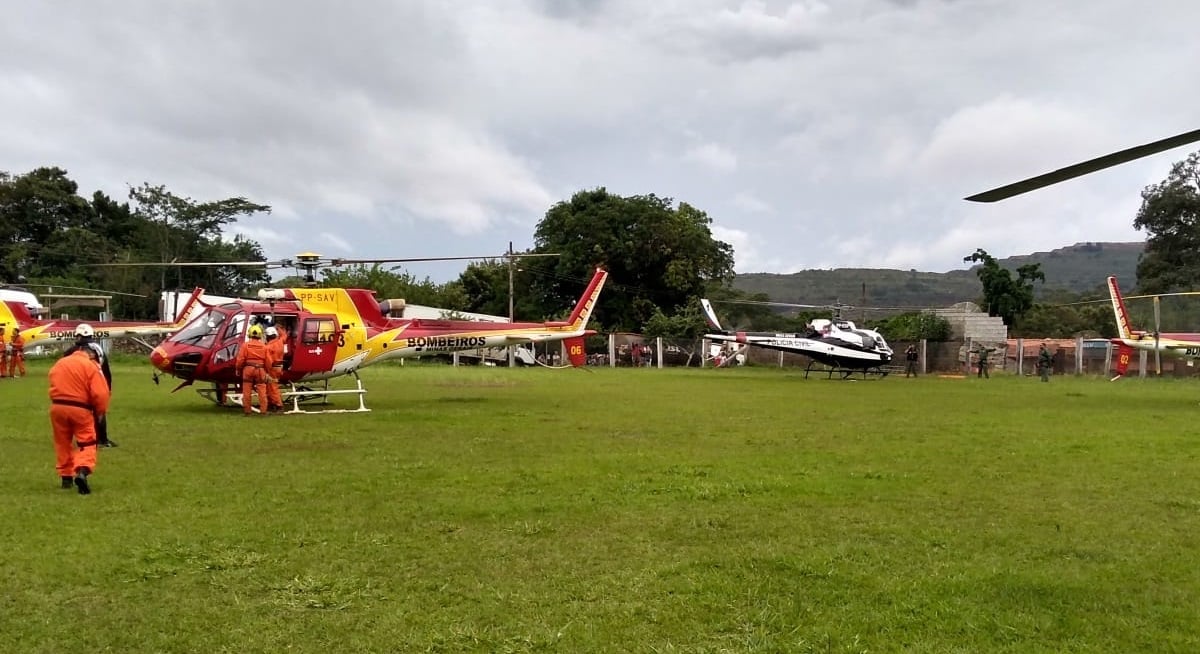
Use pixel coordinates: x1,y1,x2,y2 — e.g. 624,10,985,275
207,311,247,379
291,315,340,374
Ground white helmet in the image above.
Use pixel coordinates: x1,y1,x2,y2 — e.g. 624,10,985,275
265,326,278,338
75,323,95,338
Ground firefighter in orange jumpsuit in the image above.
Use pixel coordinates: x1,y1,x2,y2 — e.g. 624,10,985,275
235,324,273,415
48,345,110,494
0,324,9,378
264,325,286,412
8,328,26,378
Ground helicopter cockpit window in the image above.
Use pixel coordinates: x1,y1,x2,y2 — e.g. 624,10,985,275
301,318,337,345
169,308,228,349
223,313,247,342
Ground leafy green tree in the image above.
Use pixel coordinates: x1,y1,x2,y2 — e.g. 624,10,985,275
1010,302,1114,338
874,312,952,341
453,259,550,320
1134,151,1200,293
524,188,735,331
1,167,276,318
123,183,272,294
642,303,708,339
963,248,1045,326
320,264,467,310
0,167,97,281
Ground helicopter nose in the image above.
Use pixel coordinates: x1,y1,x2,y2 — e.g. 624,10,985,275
150,346,171,373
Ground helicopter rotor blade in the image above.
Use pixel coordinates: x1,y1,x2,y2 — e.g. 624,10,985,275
331,253,560,266
8,283,146,298
91,252,562,271
713,299,836,310
91,260,287,268
965,128,1200,203
712,298,927,312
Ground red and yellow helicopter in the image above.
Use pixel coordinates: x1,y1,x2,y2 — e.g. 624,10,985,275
0,287,204,347
126,254,608,412
968,127,1200,379
1106,275,1200,378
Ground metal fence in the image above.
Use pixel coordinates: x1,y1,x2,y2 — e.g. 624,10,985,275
564,334,1200,378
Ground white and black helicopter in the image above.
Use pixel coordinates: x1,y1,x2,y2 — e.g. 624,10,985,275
700,298,895,378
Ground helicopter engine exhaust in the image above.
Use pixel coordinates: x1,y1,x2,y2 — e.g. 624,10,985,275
379,298,407,318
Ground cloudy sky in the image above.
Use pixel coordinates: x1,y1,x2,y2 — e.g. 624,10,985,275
3,0,1198,281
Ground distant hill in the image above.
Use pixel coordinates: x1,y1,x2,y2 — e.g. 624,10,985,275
732,242,1143,309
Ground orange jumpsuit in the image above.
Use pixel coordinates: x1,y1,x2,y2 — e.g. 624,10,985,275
235,338,273,414
265,331,287,410
0,329,8,378
48,350,111,482
8,331,25,378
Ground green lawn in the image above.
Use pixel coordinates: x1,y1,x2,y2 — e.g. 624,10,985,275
2,359,1199,653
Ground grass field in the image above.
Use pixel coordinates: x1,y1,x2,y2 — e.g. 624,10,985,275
3,357,1200,653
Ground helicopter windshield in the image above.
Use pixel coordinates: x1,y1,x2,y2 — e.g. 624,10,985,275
168,307,230,349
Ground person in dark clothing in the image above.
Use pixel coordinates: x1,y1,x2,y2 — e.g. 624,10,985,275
975,346,990,379
1038,342,1053,382
62,323,117,447
904,344,919,377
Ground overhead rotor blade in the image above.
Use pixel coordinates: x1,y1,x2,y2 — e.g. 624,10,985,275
965,128,1200,202
713,299,925,312
1057,289,1200,307
11,283,146,298
333,253,560,266
713,299,838,309
92,260,283,268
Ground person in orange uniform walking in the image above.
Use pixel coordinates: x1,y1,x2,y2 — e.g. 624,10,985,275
235,324,273,415
48,345,110,494
8,328,26,378
264,325,286,412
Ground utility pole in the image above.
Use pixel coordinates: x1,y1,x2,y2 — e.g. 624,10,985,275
507,241,515,367
861,282,866,324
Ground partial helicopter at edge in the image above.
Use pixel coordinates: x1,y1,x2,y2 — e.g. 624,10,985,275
965,128,1200,202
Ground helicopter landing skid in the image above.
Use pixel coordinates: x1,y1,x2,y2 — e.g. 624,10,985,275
197,376,371,414
803,361,894,380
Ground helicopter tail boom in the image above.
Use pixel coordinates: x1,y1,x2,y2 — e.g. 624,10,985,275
700,299,723,331
1106,276,1136,340
560,267,608,332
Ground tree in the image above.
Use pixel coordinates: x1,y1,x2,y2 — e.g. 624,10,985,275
523,188,735,331
1010,301,1114,338
319,264,468,310
963,248,1045,326
1134,151,1200,293
874,312,952,341
124,183,272,296
1,167,276,318
0,167,96,281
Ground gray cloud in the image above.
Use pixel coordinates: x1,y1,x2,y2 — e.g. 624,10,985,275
2,0,1198,281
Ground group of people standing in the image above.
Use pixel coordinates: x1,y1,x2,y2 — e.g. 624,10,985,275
45,318,291,495
901,341,1058,381
0,322,27,378
235,322,289,415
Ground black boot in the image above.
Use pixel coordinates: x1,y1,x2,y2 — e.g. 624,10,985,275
74,467,91,495
60,476,73,489
100,439,118,447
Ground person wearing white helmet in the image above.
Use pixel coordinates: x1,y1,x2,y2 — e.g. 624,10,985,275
263,325,286,412
63,323,117,447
